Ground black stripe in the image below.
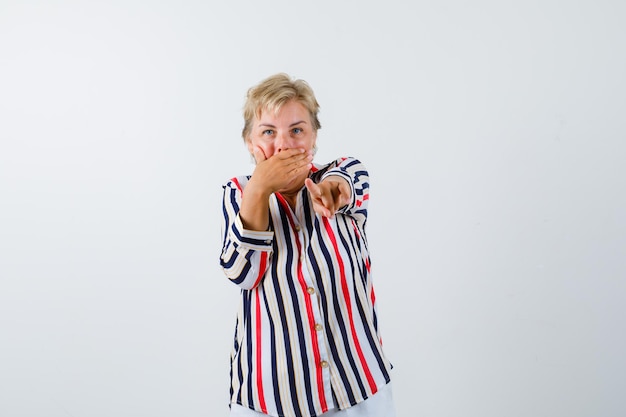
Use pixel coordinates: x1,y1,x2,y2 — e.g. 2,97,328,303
303,198,357,406
338,222,390,385
280,201,316,417
244,291,255,407
262,282,283,417
355,286,390,384
271,210,301,415
317,217,363,403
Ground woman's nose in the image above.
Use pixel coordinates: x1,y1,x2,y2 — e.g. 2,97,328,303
275,131,293,152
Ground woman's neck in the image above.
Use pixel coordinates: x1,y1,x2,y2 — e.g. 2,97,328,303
279,191,299,210
278,174,308,210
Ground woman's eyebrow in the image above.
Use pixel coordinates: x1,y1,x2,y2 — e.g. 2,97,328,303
258,121,307,128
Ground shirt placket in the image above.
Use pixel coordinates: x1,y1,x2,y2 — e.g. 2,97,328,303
292,217,335,411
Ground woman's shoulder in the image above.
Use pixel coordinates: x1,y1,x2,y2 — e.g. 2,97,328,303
313,156,365,173
222,175,252,191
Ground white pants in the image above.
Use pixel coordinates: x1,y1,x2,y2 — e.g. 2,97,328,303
230,382,396,417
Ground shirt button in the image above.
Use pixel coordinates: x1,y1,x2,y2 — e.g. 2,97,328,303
314,324,323,331
295,225,301,232
320,361,329,368
307,287,315,295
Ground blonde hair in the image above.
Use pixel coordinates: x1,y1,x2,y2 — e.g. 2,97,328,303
241,73,321,141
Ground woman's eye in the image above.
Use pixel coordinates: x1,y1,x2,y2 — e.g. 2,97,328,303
292,127,303,134
262,129,274,136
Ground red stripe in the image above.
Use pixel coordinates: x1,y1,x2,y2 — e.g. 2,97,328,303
372,285,382,346
276,193,328,412
253,252,268,288
255,290,267,413
323,217,377,394
232,177,242,192
352,221,361,239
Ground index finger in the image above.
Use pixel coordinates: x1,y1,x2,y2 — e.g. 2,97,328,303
304,178,321,197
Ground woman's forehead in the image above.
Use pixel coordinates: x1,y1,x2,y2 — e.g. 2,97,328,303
256,101,309,123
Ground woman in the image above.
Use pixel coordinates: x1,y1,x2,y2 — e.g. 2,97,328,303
220,73,395,417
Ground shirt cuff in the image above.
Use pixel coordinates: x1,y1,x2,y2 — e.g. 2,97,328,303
321,171,355,210
230,214,274,251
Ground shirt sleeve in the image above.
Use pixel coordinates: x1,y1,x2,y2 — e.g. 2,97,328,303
320,157,370,227
219,178,274,290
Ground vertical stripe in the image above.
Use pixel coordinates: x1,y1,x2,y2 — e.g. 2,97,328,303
271,215,301,414
323,217,378,394
262,282,283,416
276,193,328,413
253,252,268,288
255,290,267,413
242,291,252,406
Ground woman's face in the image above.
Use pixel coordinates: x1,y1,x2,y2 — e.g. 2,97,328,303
247,99,317,161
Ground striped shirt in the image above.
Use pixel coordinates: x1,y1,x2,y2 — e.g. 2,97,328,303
220,157,393,417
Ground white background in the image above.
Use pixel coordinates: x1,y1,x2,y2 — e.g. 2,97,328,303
1,1,625,416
